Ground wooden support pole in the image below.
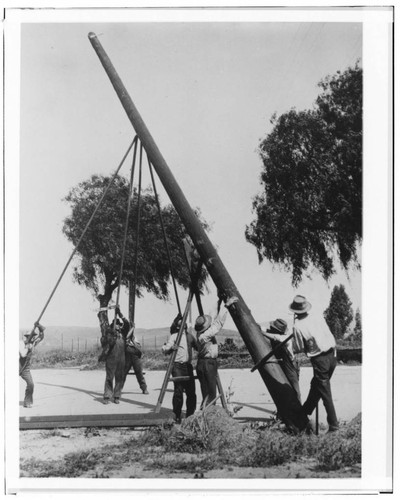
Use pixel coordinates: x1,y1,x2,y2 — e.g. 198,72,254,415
88,33,308,432
154,288,194,413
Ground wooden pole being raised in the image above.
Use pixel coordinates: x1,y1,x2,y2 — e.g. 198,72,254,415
88,32,309,432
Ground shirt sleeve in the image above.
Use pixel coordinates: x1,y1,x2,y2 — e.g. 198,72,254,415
187,332,197,350
198,308,227,343
162,334,177,354
19,341,28,357
263,331,292,342
291,327,305,354
120,318,131,336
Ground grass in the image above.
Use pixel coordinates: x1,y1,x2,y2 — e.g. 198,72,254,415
138,408,361,472
20,409,361,477
32,338,361,371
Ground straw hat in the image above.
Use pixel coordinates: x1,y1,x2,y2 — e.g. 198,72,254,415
267,318,288,334
194,315,212,333
289,295,311,314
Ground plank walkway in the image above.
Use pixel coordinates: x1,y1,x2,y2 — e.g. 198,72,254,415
20,410,171,430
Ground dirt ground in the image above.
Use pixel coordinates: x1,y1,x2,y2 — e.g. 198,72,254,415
19,366,361,422
19,426,361,479
19,366,361,480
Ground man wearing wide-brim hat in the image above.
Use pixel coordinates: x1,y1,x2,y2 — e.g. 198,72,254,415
289,294,339,432
263,318,301,403
195,295,238,409
19,322,45,408
161,312,198,424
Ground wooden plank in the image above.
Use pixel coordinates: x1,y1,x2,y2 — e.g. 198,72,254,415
170,375,199,382
20,411,171,430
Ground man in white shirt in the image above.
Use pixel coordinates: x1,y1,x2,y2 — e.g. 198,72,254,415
290,295,339,432
195,295,238,409
19,322,45,408
162,313,197,423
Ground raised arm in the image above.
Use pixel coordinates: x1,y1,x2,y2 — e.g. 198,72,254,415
161,334,178,354
198,296,238,343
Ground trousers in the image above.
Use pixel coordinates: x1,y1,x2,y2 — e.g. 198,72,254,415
303,349,339,430
104,336,126,400
124,350,147,392
280,355,301,403
20,355,34,406
171,362,197,419
196,358,218,408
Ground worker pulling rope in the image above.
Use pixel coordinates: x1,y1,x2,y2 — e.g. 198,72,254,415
98,138,139,361
27,136,138,336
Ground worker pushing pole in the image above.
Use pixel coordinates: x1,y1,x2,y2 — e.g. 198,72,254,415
88,32,309,432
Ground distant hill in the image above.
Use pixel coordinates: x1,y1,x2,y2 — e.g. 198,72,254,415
19,325,243,352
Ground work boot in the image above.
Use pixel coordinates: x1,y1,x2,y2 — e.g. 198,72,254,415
114,398,120,404
24,403,32,408
103,399,110,405
142,388,149,395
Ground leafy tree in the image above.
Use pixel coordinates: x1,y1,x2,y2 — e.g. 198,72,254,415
352,308,362,343
62,174,209,332
324,285,354,340
245,64,362,285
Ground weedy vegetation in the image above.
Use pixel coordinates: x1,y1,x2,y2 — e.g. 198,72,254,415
20,408,361,478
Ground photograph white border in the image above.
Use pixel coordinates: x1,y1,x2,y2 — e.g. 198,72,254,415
2,2,395,496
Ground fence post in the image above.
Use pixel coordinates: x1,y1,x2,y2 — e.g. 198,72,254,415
71,339,74,352
61,332,63,350
85,340,87,352
78,338,80,352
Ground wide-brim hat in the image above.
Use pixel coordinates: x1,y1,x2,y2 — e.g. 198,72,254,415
267,318,288,335
195,314,212,333
289,295,311,314
171,319,183,334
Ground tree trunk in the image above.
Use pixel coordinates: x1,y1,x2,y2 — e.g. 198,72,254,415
97,291,113,337
128,281,135,325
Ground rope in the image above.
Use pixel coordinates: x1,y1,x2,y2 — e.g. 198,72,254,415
130,142,143,324
112,139,139,331
147,155,182,315
31,137,138,333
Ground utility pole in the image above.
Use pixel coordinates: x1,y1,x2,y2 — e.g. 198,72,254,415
88,32,308,432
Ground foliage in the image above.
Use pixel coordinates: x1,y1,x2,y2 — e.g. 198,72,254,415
324,284,354,339
20,412,362,478
62,174,209,307
246,64,362,285
32,348,101,369
218,338,245,353
32,343,362,370
140,406,255,457
315,413,361,470
242,431,317,467
351,308,362,342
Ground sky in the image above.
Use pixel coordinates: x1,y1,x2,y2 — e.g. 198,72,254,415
17,18,363,330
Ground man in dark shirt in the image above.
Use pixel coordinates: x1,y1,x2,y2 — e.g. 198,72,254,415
119,308,148,396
